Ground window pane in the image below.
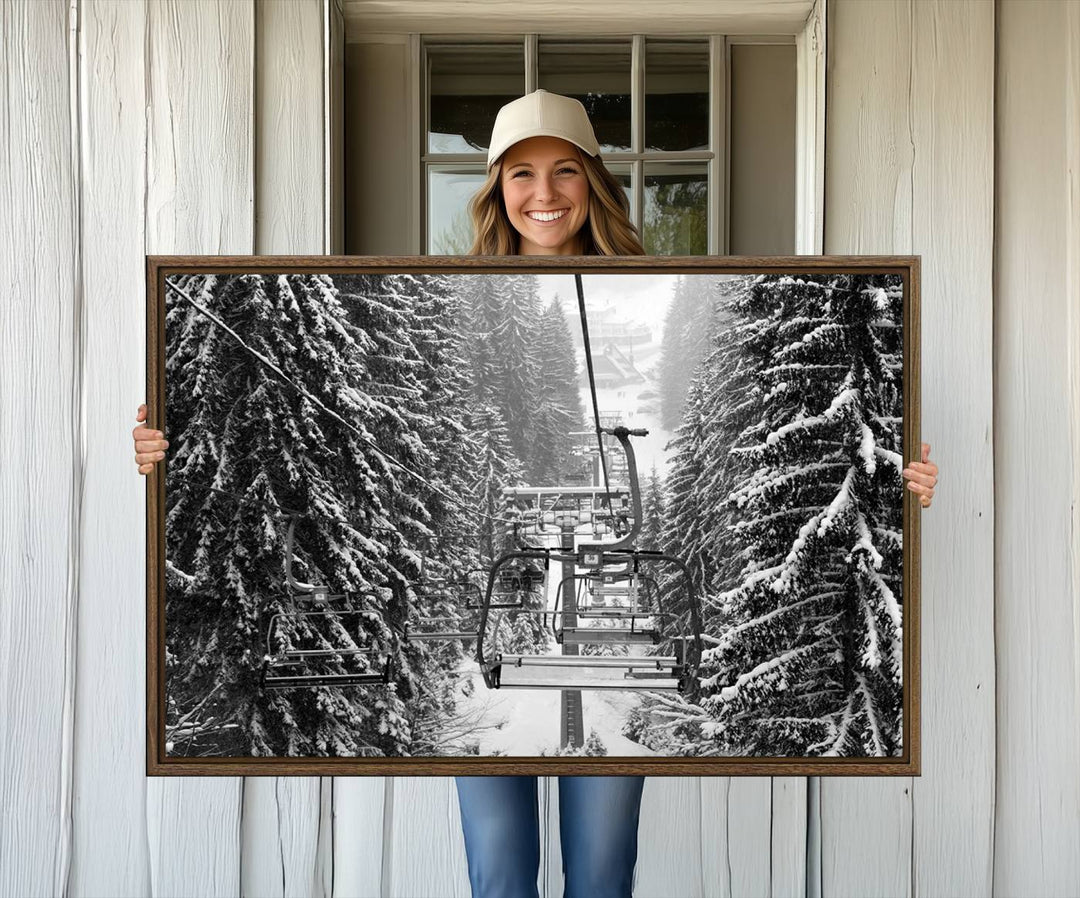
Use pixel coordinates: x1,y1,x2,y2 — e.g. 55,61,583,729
428,44,524,154
428,167,487,254
538,40,632,153
645,40,709,152
643,163,707,255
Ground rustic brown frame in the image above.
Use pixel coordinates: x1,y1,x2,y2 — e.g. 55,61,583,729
146,254,921,776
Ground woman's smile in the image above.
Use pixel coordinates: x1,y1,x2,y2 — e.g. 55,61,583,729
525,208,569,223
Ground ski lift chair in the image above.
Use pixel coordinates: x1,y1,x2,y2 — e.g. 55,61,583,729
397,548,490,642
485,551,550,607
550,569,663,646
402,614,480,643
484,651,685,691
260,515,393,690
577,567,662,618
475,427,704,697
261,608,394,688
402,583,482,643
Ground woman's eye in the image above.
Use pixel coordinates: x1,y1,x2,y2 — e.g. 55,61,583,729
510,168,577,178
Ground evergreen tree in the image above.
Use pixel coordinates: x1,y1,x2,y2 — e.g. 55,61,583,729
467,402,525,562
659,376,712,598
350,273,484,751
680,273,905,756
640,466,667,552
165,273,425,757
530,296,586,485
463,274,504,404
164,271,516,757
657,276,721,429
493,274,542,465
540,729,609,757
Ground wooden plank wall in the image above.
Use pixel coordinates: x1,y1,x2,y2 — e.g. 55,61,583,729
0,2,80,896
1,1,1078,897
824,2,997,896
70,0,151,893
993,0,1080,892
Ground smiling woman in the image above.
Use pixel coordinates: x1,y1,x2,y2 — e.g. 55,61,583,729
455,89,649,898
466,89,644,256
500,138,591,254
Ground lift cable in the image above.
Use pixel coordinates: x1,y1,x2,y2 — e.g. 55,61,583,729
166,279,521,528
573,273,614,522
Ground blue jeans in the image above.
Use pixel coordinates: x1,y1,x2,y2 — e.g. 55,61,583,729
454,775,646,898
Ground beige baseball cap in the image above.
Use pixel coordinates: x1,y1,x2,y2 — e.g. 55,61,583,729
486,89,601,169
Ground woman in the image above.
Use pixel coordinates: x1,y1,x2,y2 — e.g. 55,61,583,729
451,90,650,898
132,90,939,898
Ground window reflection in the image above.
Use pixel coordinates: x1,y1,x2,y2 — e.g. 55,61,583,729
645,40,709,152
538,40,632,153
428,168,487,254
643,163,708,255
428,44,525,153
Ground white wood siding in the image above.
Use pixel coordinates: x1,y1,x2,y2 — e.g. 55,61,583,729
69,0,151,893
2,2,1078,897
994,0,1080,892
824,2,997,895
0,2,79,895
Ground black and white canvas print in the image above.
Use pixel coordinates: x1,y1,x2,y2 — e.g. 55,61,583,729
153,259,917,773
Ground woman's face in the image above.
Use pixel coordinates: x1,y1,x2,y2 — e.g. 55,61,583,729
498,136,590,255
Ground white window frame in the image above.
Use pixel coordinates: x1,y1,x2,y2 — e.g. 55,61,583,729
408,2,825,256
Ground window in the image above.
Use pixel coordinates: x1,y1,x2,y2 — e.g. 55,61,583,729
423,36,725,256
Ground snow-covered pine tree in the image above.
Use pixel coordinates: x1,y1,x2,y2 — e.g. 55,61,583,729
625,277,760,755
343,272,485,752
662,277,760,603
165,272,451,757
539,728,609,757
464,403,532,664
505,599,552,655
640,466,666,552
493,274,543,467
697,273,905,757
657,276,718,429
467,401,524,564
462,274,504,404
164,273,244,753
530,296,586,485
658,375,711,599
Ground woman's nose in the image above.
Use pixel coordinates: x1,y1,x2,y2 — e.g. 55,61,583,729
533,174,558,200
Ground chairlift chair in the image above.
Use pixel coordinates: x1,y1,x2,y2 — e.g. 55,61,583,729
402,614,480,643
260,515,393,690
550,570,662,646
402,553,487,642
474,427,703,697
486,551,550,607
261,609,394,688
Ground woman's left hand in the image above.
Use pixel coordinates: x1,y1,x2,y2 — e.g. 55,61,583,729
902,442,938,508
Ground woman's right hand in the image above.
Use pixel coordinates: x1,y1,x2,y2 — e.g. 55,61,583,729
133,403,169,475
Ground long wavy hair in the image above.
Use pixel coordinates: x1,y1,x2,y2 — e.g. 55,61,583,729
467,148,645,256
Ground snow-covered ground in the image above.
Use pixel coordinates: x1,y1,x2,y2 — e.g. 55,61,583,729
448,654,661,757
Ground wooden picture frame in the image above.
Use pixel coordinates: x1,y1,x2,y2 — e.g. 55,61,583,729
146,255,921,776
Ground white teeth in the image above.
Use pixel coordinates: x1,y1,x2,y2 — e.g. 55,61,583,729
527,209,567,222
